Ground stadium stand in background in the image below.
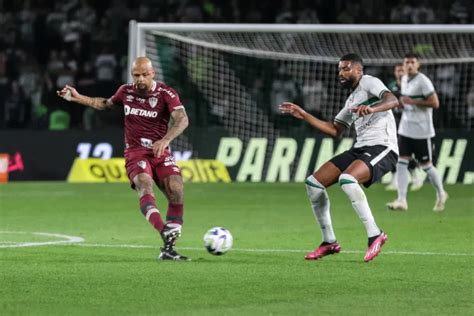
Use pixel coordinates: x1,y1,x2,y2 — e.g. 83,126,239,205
0,0,472,130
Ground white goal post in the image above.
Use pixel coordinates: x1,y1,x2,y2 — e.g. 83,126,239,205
128,23,473,157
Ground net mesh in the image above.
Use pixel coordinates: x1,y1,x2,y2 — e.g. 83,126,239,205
140,28,474,154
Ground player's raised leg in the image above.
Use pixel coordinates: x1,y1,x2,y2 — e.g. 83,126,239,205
158,174,189,261
339,160,387,262
304,161,341,260
133,172,166,233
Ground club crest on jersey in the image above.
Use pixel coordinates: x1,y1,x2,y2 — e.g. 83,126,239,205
137,160,147,169
149,97,158,108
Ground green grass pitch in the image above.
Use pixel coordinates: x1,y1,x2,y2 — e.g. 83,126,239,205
1,182,472,315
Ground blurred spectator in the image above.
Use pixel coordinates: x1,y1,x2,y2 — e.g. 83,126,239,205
411,0,436,24
47,50,64,75
55,50,77,90
105,0,130,53
242,3,262,23
468,86,474,128
18,61,42,110
75,0,97,33
336,3,359,24
449,0,472,24
270,66,301,115
4,81,28,128
93,16,114,46
0,52,9,128
178,0,204,22
46,3,67,50
60,11,83,44
296,0,320,24
302,79,327,118
94,47,117,83
16,0,36,49
275,0,296,24
76,61,96,129
49,106,71,130
390,0,413,23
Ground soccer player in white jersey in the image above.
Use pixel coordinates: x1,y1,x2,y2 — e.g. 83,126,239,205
386,52,448,212
280,53,399,262
385,63,423,192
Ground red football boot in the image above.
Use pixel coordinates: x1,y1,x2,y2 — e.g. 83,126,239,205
305,242,341,260
364,232,388,262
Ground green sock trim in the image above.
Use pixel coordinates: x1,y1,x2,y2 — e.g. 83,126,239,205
305,179,324,190
339,179,356,186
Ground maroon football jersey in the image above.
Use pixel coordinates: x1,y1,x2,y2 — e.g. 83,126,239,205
110,81,184,153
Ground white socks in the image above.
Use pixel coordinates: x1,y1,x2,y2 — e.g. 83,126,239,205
305,175,336,243
423,163,444,196
396,159,410,201
339,174,381,238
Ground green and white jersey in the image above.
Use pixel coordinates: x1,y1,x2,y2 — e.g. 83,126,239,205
334,75,398,154
399,72,436,139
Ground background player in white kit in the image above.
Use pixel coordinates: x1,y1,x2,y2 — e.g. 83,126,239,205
280,53,399,262
387,53,448,212
385,63,423,192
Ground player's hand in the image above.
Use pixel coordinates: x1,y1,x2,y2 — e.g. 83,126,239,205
279,102,306,120
399,96,413,107
351,105,374,116
56,85,80,102
152,138,170,157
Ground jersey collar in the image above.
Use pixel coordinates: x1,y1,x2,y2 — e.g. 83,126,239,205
407,72,419,82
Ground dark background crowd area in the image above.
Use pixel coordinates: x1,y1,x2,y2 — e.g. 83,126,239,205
0,0,472,130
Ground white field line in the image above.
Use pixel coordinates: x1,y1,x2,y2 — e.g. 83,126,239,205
73,243,473,257
0,232,472,257
0,231,84,248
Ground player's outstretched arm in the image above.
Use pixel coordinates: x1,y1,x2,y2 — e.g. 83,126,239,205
399,93,439,109
280,102,345,138
152,108,189,157
352,91,399,116
56,85,114,110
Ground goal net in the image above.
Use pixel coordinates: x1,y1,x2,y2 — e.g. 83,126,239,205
128,23,473,157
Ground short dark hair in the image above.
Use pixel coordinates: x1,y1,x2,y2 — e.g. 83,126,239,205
340,53,363,66
393,63,403,70
404,52,419,59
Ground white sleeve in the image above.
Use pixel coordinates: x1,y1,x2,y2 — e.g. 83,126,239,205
421,76,436,97
334,107,353,128
365,76,390,99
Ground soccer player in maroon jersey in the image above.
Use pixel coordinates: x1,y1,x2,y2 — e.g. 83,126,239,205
57,57,190,261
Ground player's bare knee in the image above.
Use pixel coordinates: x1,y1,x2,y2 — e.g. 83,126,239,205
168,185,184,203
134,174,154,195
164,177,184,203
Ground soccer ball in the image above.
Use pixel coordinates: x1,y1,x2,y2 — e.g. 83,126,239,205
203,227,233,255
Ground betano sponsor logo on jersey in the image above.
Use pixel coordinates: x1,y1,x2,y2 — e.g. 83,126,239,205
124,105,158,118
